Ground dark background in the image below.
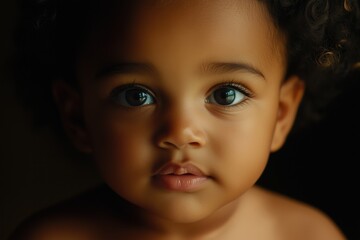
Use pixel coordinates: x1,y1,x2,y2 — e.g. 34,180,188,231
1,1,359,240
0,2,102,240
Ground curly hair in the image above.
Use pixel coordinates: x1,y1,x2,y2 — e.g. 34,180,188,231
12,0,360,137
261,0,360,130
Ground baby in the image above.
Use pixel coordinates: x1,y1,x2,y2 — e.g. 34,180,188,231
9,0,360,239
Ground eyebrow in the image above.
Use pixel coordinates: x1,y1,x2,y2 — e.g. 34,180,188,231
201,62,265,79
95,62,157,79
95,61,265,80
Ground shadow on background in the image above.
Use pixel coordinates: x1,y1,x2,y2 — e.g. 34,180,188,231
0,2,102,240
1,1,359,240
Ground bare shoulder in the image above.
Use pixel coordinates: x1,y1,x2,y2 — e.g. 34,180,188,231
8,185,131,240
252,186,347,240
8,211,96,240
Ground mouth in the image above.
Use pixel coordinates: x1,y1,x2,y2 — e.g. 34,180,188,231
153,163,209,192
155,163,206,176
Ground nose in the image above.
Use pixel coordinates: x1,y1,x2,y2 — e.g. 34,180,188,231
155,106,207,150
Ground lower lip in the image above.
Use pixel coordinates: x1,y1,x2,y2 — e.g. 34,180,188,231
154,174,208,192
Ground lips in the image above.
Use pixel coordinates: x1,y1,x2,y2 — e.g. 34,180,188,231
155,163,206,176
153,163,209,192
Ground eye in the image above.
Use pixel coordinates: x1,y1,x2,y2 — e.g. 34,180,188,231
110,84,155,107
206,83,249,106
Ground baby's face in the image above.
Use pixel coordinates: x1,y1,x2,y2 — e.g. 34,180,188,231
69,0,297,223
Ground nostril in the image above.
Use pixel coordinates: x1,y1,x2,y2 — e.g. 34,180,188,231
155,125,207,149
189,141,201,148
158,140,203,150
160,141,179,149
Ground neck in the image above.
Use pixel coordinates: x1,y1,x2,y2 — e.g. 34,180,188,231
136,197,244,239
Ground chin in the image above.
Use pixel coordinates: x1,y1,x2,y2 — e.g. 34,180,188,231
146,198,216,224
166,212,208,224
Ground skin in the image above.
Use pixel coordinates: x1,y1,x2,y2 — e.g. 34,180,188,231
10,0,346,239
77,0,290,226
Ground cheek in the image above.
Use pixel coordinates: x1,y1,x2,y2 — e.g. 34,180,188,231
209,107,278,189
84,95,153,162
86,109,155,192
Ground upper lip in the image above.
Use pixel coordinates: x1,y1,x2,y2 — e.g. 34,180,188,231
154,163,207,177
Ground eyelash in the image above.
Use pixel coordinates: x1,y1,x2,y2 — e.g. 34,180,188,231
205,80,254,106
110,82,156,107
210,80,253,97
110,80,254,108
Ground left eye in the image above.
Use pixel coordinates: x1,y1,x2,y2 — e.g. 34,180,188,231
110,85,155,107
206,86,246,106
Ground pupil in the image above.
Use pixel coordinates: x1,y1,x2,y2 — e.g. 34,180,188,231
214,87,235,105
126,89,147,106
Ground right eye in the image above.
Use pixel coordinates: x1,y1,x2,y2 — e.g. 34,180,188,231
110,84,155,107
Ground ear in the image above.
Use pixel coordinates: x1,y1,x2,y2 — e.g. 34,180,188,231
52,80,93,153
270,75,305,152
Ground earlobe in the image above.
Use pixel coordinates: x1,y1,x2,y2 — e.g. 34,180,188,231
52,80,93,153
270,75,305,152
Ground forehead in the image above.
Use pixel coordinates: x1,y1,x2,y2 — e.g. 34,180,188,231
79,0,286,81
